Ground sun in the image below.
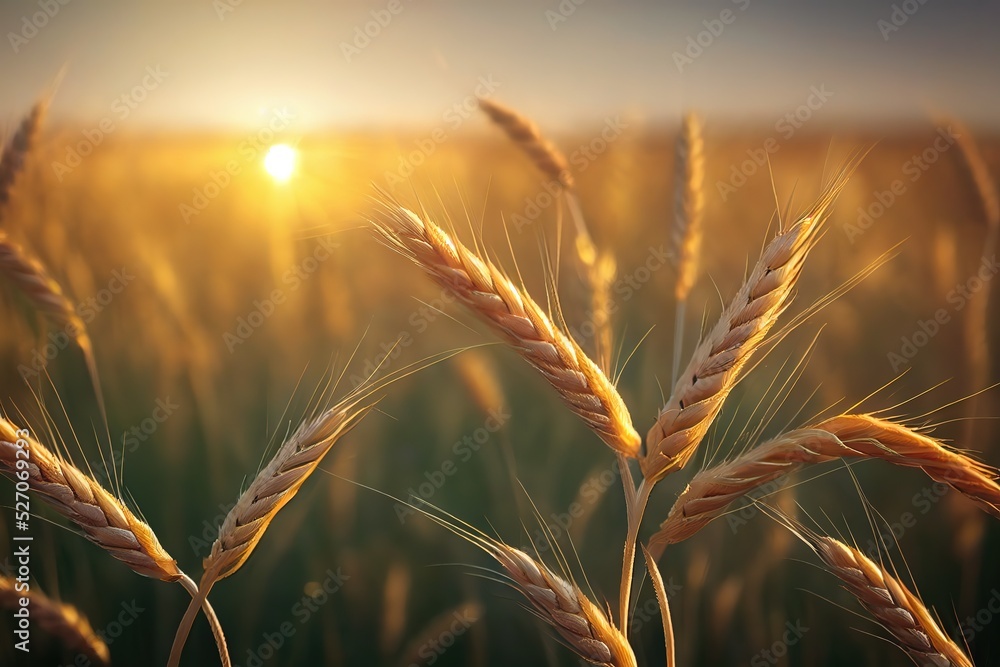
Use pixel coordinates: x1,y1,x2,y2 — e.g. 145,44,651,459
264,144,296,182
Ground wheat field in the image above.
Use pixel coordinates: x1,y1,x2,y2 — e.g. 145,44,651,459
0,94,998,667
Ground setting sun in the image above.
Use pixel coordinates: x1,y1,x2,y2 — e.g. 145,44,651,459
264,143,296,182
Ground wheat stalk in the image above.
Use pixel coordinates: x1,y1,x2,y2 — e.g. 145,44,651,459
649,414,1000,548
0,101,46,211
479,97,574,189
371,200,640,457
0,232,106,421
0,575,110,666
803,534,974,667
0,416,180,580
167,396,372,667
670,112,706,385
642,160,859,484
671,111,706,304
0,416,230,665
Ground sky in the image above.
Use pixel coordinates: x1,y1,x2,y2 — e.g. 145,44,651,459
0,0,997,131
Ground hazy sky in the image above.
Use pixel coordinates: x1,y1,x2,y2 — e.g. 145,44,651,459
1,0,997,130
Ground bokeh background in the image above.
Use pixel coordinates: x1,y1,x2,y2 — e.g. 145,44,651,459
1,1,999,665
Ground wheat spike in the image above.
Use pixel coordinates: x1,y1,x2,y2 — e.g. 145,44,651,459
167,397,371,667
805,535,974,667
0,575,110,666
203,400,370,581
0,416,180,581
0,101,46,211
650,414,1000,547
490,544,637,667
371,201,640,457
642,161,858,483
671,111,706,302
479,97,574,189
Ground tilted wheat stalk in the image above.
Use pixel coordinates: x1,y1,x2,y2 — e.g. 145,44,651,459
670,111,706,384
478,97,574,189
649,414,1000,548
167,395,373,667
642,160,859,485
478,98,617,374
0,415,229,664
801,532,973,667
0,101,46,211
0,575,110,666
371,200,640,458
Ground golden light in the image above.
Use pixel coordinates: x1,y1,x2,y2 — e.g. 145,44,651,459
264,144,296,182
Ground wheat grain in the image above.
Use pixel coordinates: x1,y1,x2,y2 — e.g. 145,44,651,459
642,161,858,483
371,201,640,457
650,414,1000,547
479,97,574,189
806,535,973,667
0,575,110,666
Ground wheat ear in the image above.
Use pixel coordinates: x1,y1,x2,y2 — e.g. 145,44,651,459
0,575,110,666
670,112,706,384
671,112,706,304
0,416,230,665
642,160,858,484
650,414,1000,548
371,201,640,457
803,533,974,667
167,397,371,667
419,502,637,667
0,232,107,422
478,97,575,189
0,101,46,210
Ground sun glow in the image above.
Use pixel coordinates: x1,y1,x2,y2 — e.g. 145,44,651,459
264,144,296,182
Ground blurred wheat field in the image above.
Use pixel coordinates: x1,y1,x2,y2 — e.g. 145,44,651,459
1,116,999,666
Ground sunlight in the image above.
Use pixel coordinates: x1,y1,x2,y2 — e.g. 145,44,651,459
264,143,296,182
